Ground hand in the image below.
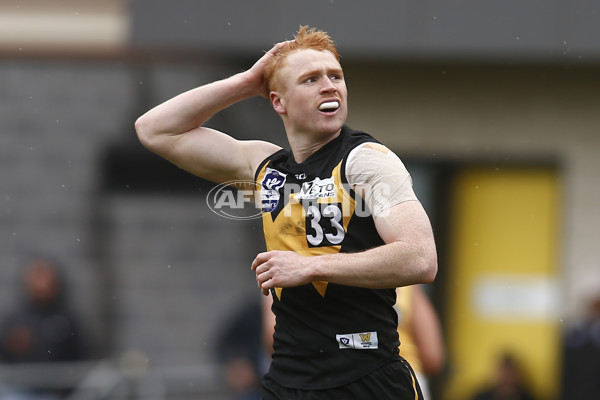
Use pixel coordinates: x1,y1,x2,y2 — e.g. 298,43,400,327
251,250,314,295
244,40,293,97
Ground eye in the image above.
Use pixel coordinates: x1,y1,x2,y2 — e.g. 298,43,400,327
329,71,343,81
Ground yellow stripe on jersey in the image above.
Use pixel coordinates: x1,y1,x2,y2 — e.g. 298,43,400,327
257,160,356,300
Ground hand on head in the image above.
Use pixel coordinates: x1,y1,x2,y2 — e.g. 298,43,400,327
246,40,294,98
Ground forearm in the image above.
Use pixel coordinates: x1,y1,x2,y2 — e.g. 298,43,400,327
135,72,258,141
312,240,437,289
412,286,445,374
252,202,438,292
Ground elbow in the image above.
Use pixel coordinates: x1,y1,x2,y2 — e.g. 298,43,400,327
420,238,438,283
134,115,151,148
134,114,158,151
419,252,438,284
422,264,437,285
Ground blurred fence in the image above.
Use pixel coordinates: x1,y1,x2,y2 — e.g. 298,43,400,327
0,361,228,400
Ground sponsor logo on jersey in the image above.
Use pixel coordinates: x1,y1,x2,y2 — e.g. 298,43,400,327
260,168,287,212
296,176,336,200
336,331,379,350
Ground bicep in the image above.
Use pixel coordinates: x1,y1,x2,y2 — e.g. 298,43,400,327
157,126,281,183
374,200,435,246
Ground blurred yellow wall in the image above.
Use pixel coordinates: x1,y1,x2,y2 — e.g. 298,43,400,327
444,167,561,400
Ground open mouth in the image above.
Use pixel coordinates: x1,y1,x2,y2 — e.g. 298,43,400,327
318,100,340,113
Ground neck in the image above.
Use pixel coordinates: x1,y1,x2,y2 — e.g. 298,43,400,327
288,129,342,163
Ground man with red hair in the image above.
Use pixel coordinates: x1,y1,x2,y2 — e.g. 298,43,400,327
136,25,437,399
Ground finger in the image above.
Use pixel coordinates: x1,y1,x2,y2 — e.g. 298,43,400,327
259,275,273,294
252,250,280,270
255,266,272,288
268,39,293,54
260,40,293,63
256,274,265,292
251,252,270,271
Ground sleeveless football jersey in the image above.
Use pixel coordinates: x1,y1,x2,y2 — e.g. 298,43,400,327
255,126,403,389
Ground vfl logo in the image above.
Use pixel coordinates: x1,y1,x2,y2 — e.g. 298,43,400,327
263,168,286,190
336,332,379,350
260,168,287,212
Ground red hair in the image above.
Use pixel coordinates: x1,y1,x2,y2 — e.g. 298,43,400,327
263,25,340,95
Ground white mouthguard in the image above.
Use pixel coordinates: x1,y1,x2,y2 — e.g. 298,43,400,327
319,101,340,111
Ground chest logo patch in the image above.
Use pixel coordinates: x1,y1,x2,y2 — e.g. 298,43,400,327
260,168,287,212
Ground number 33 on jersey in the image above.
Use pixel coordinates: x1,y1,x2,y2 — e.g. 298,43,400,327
254,129,388,298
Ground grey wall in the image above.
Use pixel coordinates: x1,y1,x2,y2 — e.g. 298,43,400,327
0,60,131,357
130,0,600,63
0,59,274,364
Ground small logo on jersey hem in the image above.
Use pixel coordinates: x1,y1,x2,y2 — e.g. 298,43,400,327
336,331,379,350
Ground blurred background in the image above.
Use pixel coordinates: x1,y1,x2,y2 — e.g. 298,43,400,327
1,0,599,399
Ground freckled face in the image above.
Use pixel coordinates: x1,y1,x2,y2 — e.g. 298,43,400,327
270,49,348,136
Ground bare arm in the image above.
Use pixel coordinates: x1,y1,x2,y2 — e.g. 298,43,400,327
411,285,445,375
261,294,275,355
316,200,437,287
134,42,288,183
251,144,437,292
252,200,437,293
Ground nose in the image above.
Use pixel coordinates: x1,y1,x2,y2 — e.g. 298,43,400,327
320,76,337,93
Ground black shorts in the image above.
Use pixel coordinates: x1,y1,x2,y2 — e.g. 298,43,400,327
261,358,423,400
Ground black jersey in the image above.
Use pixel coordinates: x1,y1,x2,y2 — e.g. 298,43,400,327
255,126,401,389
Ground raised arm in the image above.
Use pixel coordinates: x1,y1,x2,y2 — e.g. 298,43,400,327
134,42,288,183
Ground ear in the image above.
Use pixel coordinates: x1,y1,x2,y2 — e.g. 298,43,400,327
270,91,286,115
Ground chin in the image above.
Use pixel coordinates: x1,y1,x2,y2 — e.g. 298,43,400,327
325,123,345,135
317,118,345,134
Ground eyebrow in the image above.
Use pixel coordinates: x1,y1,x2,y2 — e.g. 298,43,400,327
297,66,344,82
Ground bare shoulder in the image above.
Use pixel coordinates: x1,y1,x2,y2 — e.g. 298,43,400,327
239,139,282,177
